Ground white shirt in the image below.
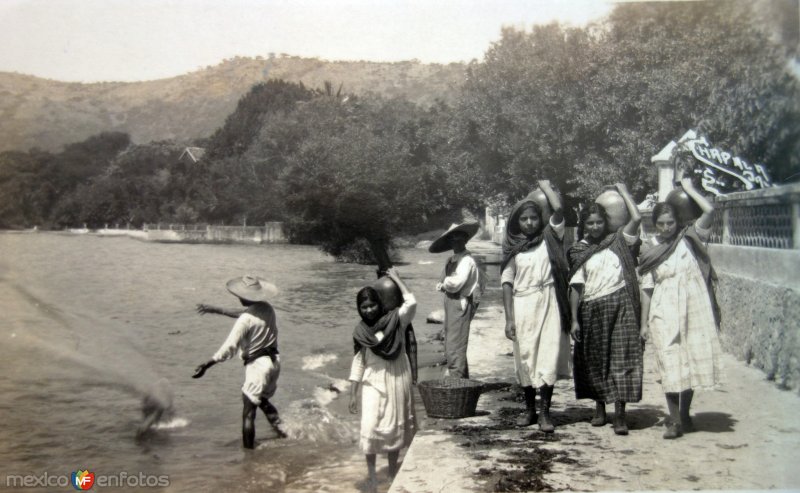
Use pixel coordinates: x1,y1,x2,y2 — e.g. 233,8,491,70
569,232,638,301
640,225,711,290
501,218,565,296
441,251,480,298
212,308,278,363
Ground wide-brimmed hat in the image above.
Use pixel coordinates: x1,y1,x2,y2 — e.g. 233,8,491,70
226,275,278,302
428,221,480,253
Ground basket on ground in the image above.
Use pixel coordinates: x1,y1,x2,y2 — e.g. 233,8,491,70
417,378,484,419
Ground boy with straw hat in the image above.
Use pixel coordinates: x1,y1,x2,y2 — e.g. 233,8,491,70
429,221,483,379
193,275,286,448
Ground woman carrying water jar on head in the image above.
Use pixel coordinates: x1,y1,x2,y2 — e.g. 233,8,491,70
348,267,417,493
639,169,723,440
501,180,571,434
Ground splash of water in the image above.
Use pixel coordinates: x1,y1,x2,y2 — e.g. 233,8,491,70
278,397,356,443
301,353,338,371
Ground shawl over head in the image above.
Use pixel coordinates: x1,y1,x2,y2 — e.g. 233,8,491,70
501,198,571,332
568,231,642,326
638,225,721,328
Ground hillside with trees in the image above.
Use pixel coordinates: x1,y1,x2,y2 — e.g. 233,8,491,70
0,56,467,153
1,1,798,264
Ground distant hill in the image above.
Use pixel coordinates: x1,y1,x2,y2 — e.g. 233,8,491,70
0,55,467,152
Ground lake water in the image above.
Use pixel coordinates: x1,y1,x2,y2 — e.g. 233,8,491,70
0,233,502,492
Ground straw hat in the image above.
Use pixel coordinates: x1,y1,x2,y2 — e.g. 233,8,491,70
226,275,278,302
428,221,480,253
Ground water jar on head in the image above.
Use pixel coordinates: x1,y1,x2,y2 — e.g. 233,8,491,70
665,186,703,225
595,187,630,232
525,188,555,224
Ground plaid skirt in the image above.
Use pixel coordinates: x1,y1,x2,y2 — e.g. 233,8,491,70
573,287,643,403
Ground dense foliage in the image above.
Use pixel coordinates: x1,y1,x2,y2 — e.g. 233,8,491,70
1,2,797,262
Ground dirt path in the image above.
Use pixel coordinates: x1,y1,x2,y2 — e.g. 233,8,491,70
391,304,800,492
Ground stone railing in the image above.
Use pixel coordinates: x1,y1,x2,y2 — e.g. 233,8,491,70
707,183,800,249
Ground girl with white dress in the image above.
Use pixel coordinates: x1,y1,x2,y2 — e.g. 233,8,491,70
639,177,723,439
501,180,571,433
349,267,417,490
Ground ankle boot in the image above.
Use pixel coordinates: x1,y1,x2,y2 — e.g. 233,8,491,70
591,401,607,426
613,402,628,436
516,387,537,427
537,385,555,433
663,419,683,439
679,389,695,432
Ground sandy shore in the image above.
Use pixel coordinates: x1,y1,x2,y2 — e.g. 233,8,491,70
392,301,800,492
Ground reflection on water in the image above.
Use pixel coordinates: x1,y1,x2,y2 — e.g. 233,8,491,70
0,233,502,491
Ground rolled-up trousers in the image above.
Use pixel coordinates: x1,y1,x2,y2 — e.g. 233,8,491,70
443,293,476,379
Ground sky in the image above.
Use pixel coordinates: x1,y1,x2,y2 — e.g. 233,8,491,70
0,0,615,83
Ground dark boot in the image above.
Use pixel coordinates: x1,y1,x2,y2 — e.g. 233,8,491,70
591,401,607,426
663,393,683,439
537,385,555,433
679,389,695,432
516,386,537,427
613,401,628,436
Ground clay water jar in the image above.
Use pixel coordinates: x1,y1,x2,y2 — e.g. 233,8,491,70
372,276,402,311
595,189,630,232
665,186,703,225
525,188,555,224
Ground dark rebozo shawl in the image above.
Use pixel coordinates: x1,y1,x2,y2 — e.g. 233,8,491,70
352,308,418,380
568,231,642,326
638,225,721,328
501,199,571,333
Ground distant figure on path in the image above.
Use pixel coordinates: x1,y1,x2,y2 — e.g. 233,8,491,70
429,220,483,379
568,183,643,436
193,275,286,449
349,267,417,493
639,174,723,439
501,180,571,433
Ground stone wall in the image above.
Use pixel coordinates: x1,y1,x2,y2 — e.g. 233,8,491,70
710,244,800,393
143,223,286,244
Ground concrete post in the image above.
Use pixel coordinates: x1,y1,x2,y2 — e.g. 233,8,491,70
722,208,731,245
651,140,676,202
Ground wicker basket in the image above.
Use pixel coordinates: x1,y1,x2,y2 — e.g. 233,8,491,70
418,378,484,419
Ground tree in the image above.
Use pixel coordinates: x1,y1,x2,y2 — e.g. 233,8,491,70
206,80,315,159
278,94,464,261
456,1,800,209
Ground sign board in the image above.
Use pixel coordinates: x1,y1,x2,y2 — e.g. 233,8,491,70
672,130,772,195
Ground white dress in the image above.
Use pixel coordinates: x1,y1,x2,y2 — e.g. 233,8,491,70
641,226,723,392
349,294,417,454
501,221,571,388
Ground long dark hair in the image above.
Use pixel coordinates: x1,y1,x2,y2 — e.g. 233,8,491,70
356,286,384,323
577,203,610,241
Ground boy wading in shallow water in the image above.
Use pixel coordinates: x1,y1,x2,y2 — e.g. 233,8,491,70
193,275,287,449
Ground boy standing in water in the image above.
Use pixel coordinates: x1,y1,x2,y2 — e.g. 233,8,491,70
429,221,482,379
193,275,286,449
